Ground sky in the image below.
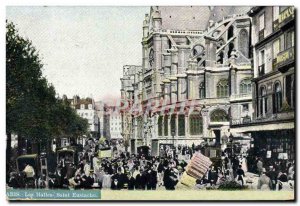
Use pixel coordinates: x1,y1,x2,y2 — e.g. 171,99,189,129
6,6,149,102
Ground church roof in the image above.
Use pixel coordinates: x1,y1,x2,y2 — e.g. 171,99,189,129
151,6,251,31
155,6,211,31
207,6,251,26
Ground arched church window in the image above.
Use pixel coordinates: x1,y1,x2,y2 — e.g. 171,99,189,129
189,112,203,135
210,109,229,122
170,114,176,135
216,79,229,98
240,78,252,94
178,114,185,136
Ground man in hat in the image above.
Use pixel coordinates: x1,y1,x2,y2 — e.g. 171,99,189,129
266,165,277,190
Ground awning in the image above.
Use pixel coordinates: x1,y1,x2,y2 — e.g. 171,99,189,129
230,122,294,133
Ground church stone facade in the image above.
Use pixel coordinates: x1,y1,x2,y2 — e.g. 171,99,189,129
121,6,253,155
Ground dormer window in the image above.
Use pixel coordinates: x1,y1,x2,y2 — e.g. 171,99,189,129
80,104,85,109
88,104,93,110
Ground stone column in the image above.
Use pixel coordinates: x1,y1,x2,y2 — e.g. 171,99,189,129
201,108,210,138
185,114,189,139
171,50,178,75
153,33,162,95
171,79,178,103
231,68,237,95
175,113,178,137
167,115,171,138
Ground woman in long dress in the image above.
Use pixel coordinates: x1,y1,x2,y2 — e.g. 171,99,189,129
102,171,112,189
240,156,248,172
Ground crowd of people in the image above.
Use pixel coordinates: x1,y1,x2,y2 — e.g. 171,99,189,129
7,139,295,191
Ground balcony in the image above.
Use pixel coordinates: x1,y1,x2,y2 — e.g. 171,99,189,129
258,29,264,42
258,64,265,76
273,46,294,72
278,6,295,29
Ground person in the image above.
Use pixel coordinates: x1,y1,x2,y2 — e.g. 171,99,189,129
240,156,248,172
134,169,142,189
164,166,178,190
277,171,288,190
157,160,164,186
38,174,47,189
111,167,127,190
93,161,102,184
168,168,178,190
8,172,19,188
257,158,263,176
74,174,82,189
92,155,99,170
83,160,91,176
288,164,294,180
224,156,229,170
127,173,135,190
140,169,148,190
102,170,112,189
232,156,240,178
62,174,69,189
132,166,140,178
127,159,135,173
266,166,277,190
59,158,67,179
48,173,59,189
236,165,245,186
208,166,218,186
257,168,271,190
146,167,157,190
85,172,95,189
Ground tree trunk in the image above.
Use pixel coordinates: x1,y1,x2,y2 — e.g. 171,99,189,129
6,132,12,163
17,134,23,156
37,140,41,156
46,139,52,154
27,139,32,154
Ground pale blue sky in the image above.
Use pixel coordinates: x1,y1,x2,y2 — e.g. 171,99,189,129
6,6,149,101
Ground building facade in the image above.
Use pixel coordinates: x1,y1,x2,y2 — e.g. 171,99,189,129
120,65,143,152
69,96,100,139
106,106,123,140
121,6,254,155
95,101,110,139
231,6,295,160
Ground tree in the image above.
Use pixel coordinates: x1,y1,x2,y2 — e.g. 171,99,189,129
6,20,45,156
6,21,88,161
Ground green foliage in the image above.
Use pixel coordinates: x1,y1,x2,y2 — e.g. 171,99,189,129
6,21,88,148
